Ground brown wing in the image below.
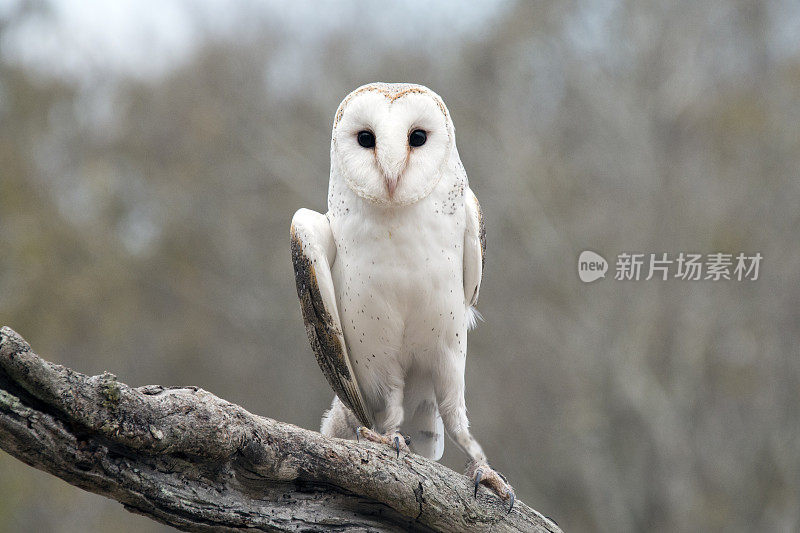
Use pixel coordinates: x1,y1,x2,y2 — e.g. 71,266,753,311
290,209,371,427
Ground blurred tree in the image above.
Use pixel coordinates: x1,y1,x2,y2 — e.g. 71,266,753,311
1,0,799,531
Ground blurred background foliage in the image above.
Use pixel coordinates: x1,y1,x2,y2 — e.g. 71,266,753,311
1,1,799,531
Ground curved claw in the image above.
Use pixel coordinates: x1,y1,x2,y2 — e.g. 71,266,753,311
474,468,483,498
507,492,515,514
394,435,401,458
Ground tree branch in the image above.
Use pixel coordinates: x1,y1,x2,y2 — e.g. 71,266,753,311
0,326,560,532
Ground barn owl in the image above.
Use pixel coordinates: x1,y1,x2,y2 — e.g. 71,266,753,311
291,82,514,511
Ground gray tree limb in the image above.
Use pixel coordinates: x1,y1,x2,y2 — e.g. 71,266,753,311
0,326,561,532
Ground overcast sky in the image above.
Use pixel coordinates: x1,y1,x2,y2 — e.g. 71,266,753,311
1,0,510,83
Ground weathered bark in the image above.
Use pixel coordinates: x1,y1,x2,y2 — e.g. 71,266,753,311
0,326,561,532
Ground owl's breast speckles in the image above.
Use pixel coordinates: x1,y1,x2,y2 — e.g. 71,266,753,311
440,179,465,215
328,181,350,217
327,186,469,375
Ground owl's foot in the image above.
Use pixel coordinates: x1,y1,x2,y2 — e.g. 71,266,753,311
467,460,515,513
355,427,410,458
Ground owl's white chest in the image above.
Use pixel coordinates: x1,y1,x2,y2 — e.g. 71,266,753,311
327,178,467,397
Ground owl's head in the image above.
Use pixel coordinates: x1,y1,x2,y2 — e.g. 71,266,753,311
331,83,454,206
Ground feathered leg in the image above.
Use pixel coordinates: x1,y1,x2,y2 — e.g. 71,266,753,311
356,384,410,457
434,355,515,513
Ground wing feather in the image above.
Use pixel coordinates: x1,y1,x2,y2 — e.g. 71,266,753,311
463,187,486,313
291,209,371,426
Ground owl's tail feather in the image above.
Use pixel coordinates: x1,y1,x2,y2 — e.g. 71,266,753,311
320,395,361,438
402,373,444,460
466,305,483,330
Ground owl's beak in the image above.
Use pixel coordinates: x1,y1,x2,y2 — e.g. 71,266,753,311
385,175,399,197
379,160,405,198
376,137,408,198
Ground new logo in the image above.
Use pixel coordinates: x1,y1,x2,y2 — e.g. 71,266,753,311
578,251,608,283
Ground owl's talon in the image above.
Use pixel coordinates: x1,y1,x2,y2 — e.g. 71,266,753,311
354,427,409,457
467,461,515,512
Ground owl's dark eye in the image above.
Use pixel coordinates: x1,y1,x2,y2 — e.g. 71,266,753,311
357,130,375,148
409,129,427,147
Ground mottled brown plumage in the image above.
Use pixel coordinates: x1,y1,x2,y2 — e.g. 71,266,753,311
291,228,370,426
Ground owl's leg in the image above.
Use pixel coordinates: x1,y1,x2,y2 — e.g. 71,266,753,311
355,381,410,457
321,395,409,455
434,357,516,513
